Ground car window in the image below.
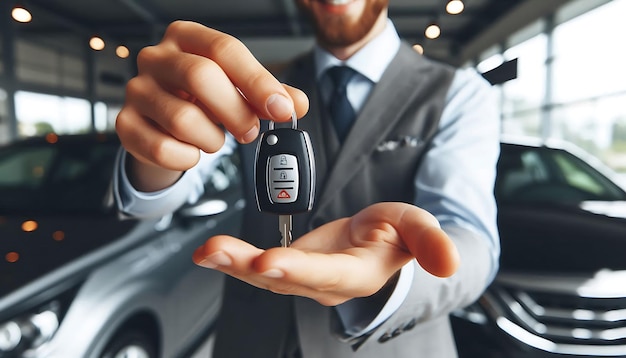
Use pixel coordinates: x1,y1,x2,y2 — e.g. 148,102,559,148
0,140,119,213
549,150,626,200
497,147,549,200
552,152,607,196
0,147,56,188
497,144,626,204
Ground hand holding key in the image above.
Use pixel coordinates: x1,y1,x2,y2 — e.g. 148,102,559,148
115,21,309,192
193,202,460,306
116,21,460,306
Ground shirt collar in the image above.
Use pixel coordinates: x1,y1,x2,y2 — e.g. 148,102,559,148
314,19,401,84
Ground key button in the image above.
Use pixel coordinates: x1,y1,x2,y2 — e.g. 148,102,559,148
268,154,299,203
266,134,278,145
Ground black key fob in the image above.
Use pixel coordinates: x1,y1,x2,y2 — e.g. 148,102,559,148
254,121,315,215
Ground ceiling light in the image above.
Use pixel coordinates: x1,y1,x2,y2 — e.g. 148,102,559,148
52,231,65,241
446,0,465,15
5,252,19,263
412,44,424,55
21,220,38,232
425,24,441,40
11,6,32,23
116,45,130,59
89,36,105,51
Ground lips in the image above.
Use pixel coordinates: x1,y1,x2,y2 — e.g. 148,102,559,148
317,0,354,5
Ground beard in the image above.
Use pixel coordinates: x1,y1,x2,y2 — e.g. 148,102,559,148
297,0,388,48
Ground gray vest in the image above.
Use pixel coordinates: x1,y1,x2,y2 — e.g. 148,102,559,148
212,43,455,358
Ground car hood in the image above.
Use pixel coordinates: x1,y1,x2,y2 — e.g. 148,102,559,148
497,201,626,275
0,213,137,298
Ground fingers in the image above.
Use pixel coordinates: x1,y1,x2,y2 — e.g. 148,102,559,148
116,106,201,172
191,203,460,308
192,235,263,274
349,202,460,278
162,21,309,122
124,75,226,154
255,249,381,295
193,236,365,306
396,206,460,278
117,20,310,175
282,84,309,119
136,46,260,143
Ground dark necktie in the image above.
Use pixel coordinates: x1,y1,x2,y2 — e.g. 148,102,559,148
327,66,357,142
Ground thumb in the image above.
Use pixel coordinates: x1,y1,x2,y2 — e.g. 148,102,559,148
398,208,460,278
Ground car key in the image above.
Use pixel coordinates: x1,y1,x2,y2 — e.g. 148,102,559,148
255,112,315,247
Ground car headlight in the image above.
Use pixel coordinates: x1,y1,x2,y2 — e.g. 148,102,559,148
0,302,60,357
0,283,81,358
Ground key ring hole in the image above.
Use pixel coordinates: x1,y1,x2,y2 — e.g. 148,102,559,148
269,112,297,130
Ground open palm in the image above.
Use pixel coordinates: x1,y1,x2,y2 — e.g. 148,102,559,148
193,202,460,306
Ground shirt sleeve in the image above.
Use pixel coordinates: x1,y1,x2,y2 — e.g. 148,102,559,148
112,134,236,218
334,67,501,337
415,67,501,282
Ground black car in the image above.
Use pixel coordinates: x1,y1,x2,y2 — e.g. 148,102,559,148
453,137,626,357
0,133,244,358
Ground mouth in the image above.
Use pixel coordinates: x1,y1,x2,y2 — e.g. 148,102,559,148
316,0,354,5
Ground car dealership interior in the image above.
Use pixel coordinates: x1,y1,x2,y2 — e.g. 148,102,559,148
1,0,625,357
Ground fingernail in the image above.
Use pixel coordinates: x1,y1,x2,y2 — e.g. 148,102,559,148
241,125,259,144
266,94,293,120
199,251,232,269
261,268,285,278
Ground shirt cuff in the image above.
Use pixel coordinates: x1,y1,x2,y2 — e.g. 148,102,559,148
113,143,230,218
335,260,415,337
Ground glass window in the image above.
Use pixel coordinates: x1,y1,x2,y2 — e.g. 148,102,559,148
552,0,626,103
15,40,86,91
476,53,503,74
488,0,626,180
502,34,547,115
550,93,626,173
15,91,92,137
95,102,121,133
502,109,542,138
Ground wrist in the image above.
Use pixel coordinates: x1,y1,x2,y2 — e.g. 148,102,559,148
126,154,184,192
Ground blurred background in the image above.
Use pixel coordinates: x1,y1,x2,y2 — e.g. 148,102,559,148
1,1,626,358
1,0,625,181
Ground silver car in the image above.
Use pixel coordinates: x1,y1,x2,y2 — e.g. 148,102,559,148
0,133,244,358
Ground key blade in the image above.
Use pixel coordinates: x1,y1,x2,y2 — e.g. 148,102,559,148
279,215,293,247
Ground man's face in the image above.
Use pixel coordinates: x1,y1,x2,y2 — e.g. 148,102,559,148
295,0,388,49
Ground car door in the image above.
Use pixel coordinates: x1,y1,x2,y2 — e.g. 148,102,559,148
158,150,245,353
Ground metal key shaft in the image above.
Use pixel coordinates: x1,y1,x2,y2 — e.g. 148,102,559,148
279,214,293,247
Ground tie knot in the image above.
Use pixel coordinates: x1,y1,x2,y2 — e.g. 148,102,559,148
327,66,357,91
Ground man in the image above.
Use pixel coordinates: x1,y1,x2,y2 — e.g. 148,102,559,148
113,0,500,357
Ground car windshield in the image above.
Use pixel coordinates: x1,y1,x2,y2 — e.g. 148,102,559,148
496,143,626,204
0,137,119,214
